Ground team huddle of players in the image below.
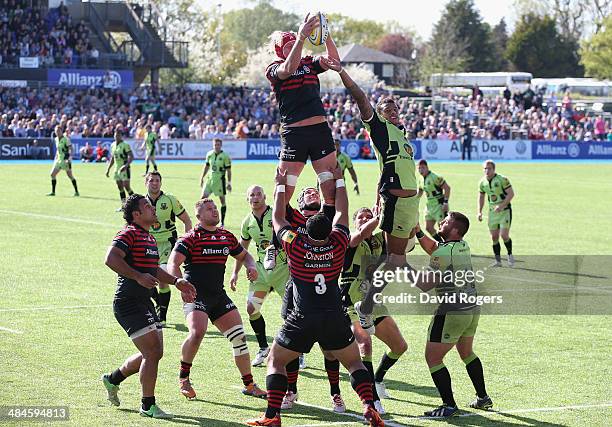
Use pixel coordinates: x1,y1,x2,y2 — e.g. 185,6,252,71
89,14,517,427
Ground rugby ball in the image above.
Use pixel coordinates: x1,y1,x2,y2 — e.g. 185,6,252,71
308,12,329,46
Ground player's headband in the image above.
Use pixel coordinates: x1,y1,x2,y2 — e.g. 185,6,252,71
275,32,296,59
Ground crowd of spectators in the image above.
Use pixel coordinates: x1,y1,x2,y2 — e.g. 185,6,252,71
0,0,98,67
1,84,610,143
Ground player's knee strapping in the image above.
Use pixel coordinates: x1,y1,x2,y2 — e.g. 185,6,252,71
317,171,334,185
248,295,265,318
223,325,249,356
286,174,298,187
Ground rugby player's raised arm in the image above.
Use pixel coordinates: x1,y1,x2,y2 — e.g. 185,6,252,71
276,14,319,79
349,215,379,248
323,33,340,63
332,166,349,228
326,59,374,122
273,168,290,231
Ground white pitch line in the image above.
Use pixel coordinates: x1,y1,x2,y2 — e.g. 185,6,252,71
0,304,111,312
457,402,612,417
0,326,23,334
0,209,117,228
395,401,612,421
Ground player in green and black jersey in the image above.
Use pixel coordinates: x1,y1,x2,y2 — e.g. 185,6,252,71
335,140,359,194
340,207,408,414
326,58,419,325
106,128,134,209
145,171,192,324
417,160,451,242
141,124,160,176
413,212,493,418
48,125,79,196
230,185,289,367
200,138,232,226
477,160,515,267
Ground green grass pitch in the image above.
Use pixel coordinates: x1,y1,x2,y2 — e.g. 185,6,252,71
0,160,611,426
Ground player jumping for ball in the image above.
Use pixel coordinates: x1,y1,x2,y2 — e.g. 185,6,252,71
325,58,419,330
263,15,340,266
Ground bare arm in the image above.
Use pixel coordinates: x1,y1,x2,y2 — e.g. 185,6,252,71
232,239,250,276
167,250,185,279
233,249,258,283
338,68,374,121
226,168,232,192
276,14,319,79
276,38,306,79
332,167,349,228
325,34,340,61
348,166,358,185
177,211,192,233
349,216,379,248
413,270,439,292
273,169,290,231
200,163,210,186
442,181,451,202
105,154,114,176
498,187,514,209
165,250,197,302
415,224,439,255
105,246,157,288
478,192,485,216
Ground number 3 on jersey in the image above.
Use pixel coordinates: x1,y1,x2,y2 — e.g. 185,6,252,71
314,273,327,295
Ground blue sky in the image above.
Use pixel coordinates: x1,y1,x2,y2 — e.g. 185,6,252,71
199,0,517,40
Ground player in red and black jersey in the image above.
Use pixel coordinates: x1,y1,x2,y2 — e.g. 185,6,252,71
269,186,348,413
246,168,384,427
265,13,341,212
168,198,267,401
101,194,196,419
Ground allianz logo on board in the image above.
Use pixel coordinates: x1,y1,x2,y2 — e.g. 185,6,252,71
56,71,122,88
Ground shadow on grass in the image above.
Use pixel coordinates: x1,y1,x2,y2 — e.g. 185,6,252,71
118,407,245,426
300,366,436,400
438,409,569,427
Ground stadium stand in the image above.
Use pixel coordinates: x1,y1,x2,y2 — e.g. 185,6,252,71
0,85,610,142
0,0,94,67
